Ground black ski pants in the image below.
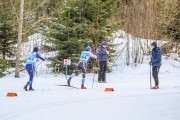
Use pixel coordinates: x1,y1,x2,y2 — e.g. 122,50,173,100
152,66,160,86
98,61,107,81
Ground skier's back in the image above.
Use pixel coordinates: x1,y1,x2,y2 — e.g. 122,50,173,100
24,46,45,91
68,46,97,89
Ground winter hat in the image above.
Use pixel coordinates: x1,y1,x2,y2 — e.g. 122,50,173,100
151,42,157,47
33,46,39,52
86,46,92,51
102,41,109,45
101,40,109,45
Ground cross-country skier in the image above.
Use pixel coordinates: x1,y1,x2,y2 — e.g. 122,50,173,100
96,41,109,83
149,42,162,89
67,46,97,89
24,46,45,91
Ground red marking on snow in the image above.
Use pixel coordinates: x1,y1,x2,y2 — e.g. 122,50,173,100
104,88,114,92
6,92,18,97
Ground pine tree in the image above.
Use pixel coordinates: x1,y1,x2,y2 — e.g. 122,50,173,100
0,1,17,77
43,3,85,73
43,0,117,73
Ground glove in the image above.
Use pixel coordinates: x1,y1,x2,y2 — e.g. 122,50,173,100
93,67,99,72
149,61,152,65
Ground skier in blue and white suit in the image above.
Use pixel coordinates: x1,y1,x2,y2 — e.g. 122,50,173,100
24,46,45,91
67,46,97,89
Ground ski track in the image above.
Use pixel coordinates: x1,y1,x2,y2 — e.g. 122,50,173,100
0,89,180,120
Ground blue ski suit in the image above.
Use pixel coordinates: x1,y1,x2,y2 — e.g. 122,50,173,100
70,51,97,85
25,52,45,87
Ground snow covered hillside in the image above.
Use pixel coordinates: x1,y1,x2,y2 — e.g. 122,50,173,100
0,32,180,120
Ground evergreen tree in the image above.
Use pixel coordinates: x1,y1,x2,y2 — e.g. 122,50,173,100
0,1,17,77
43,0,117,73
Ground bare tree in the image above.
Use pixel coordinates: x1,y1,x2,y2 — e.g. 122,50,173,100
15,0,24,78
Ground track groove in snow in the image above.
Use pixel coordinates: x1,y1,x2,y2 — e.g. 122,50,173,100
0,89,180,120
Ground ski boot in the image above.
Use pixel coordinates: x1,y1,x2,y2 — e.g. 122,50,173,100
102,80,106,83
29,86,34,91
24,85,28,91
67,77,71,86
98,80,102,83
81,84,87,89
152,85,159,89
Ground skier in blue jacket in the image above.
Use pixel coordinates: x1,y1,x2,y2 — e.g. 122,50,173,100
149,42,162,89
24,46,45,91
67,46,97,89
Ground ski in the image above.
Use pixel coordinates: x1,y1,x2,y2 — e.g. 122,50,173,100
55,84,79,89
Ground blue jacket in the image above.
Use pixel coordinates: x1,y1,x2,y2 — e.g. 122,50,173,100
26,52,45,65
79,51,97,64
151,47,162,67
97,45,108,62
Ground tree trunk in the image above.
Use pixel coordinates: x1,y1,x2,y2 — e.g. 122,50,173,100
15,0,24,78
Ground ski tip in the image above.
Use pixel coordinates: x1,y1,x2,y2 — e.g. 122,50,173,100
55,84,79,89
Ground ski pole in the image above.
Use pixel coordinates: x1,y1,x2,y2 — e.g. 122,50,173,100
92,59,97,88
150,64,152,89
18,61,43,72
35,61,44,68
150,52,152,89
92,69,96,88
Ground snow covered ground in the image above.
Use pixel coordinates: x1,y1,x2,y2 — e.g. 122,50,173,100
1,31,180,120
0,56,180,120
